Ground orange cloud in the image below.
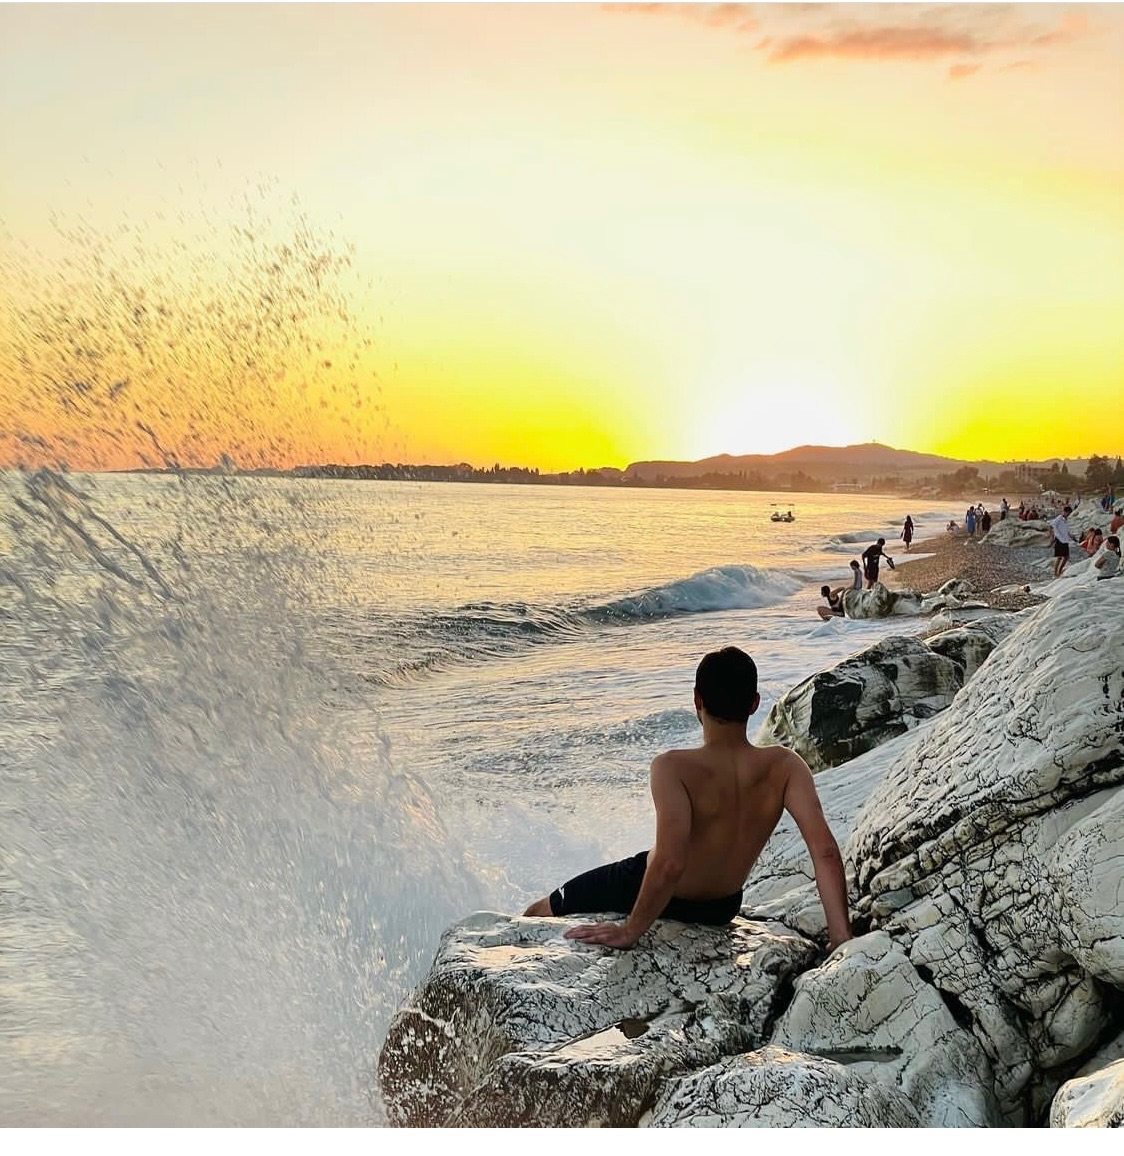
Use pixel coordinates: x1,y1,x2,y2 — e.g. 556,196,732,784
770,25,984,63
949,62,982,81
608,2,1095,73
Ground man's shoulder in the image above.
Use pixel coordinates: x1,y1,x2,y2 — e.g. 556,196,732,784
651,748,698,774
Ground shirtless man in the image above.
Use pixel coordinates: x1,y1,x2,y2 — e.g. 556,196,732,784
523,647,853,951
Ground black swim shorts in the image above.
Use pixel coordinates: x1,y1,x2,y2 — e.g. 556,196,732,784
1054,541,1070,559
548,851,742,927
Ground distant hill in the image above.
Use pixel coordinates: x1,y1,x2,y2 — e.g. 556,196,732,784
624,442,1087,483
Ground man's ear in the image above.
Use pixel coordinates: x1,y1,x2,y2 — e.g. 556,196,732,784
751,692,761,716
693,689,702,713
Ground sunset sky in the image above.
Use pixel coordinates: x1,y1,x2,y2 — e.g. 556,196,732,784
1,3,1122,471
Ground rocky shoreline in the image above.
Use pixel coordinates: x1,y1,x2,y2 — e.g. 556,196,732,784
890,532,1047,612
378,518,1124,1129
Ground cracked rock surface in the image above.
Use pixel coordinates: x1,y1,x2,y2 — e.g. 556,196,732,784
643,1045,922,1127
770,932,999,1126
758,618,1011,772
847,582,1124,1121
378,912,817,1127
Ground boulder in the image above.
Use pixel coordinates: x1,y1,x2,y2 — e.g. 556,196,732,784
1050,1059,1124,1128
770,932,1000,1126
984,519,1050,548
924,615,1018,682
756,636,965,772
643,1045,922,1127
848,580,1124,1121
378,911,818,1127
842,581,922,619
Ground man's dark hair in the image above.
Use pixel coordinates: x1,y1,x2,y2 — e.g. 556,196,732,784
1063,506,1072,515
1108,535,1120,549
876,537,885,546
820,585,831,596
695,646,758,723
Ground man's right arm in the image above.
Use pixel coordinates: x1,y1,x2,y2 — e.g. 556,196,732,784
782,753,853,951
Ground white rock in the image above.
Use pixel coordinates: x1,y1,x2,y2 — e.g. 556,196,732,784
852,581,1124,897
846,580,1124,1119
1045,785,1124,986
842,581,922,619
1050,1058,1124,1128
770,931,999,1126
378,912,818,1127
984,519,1051,548
643,1044,922,1127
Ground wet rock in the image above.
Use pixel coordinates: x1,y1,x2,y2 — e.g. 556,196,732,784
378,911,818,1127
842,581,922,619
757,636,963,772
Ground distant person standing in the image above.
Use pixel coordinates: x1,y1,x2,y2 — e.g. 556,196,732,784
966,507,976,537
901,515,914,552
1049,505,1074,578
1000,498,1009,521
861,538,895,589
980,508,992,535
849,559,863,590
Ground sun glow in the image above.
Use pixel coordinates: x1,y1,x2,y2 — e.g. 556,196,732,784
1,4,1121,470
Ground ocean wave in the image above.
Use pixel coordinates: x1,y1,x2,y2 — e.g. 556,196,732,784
370,565,802,685
823,527,894,551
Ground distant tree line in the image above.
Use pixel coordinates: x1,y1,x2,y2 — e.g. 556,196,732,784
284,456,1122,496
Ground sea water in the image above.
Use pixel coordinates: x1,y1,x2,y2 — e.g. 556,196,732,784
0,470,954,1124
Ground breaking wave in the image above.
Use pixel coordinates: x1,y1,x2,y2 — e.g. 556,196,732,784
367,565,803,685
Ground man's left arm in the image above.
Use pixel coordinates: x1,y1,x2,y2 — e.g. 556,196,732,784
564,757,691,949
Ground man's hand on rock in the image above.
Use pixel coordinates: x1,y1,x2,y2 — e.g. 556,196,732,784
563,921,642,950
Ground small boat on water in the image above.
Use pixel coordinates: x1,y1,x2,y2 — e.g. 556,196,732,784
770,510,796,523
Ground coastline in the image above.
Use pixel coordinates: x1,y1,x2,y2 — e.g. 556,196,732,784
887,529,1048,612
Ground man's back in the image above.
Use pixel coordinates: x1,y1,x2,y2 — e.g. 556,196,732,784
658,743,795,900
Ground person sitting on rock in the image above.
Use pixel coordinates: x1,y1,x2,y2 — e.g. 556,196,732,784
817,584,845,620
1094,535,1121,580
861,538,895,589
523,647,854,951
1081,527,1104,555
1110,508,1124,535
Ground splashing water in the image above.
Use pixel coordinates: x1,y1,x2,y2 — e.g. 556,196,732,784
0,189,488,1124
0,468,490,1125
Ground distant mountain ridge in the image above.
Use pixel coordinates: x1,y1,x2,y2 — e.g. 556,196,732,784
623,441,1087,482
